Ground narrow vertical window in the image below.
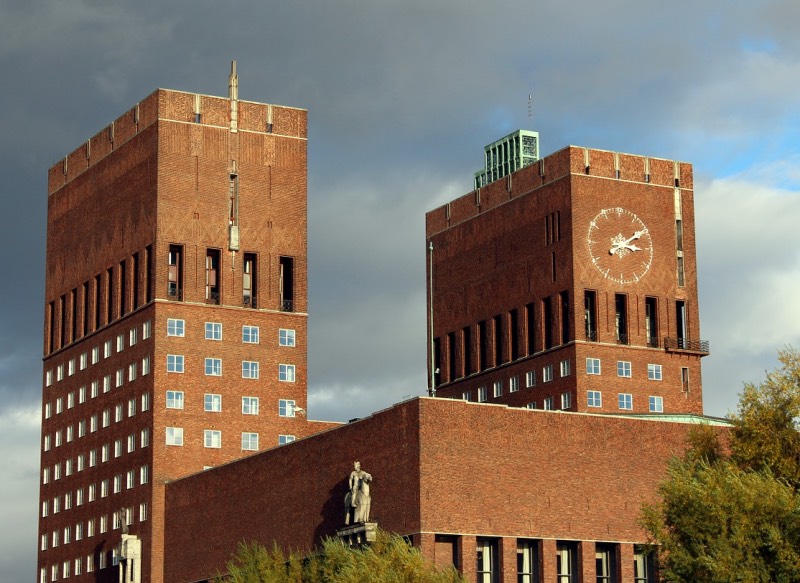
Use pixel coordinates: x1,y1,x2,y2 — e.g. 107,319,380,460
119,259,128,316
677,255,685,287
615,294,628,345
584,290,597,341
478,321,488,371
132,252,140,309
82,281,89,337
526,302,535,355
595,544,616,583
432,337,441,386
676,300,687,348
493,314,503,366
243,253,257,308
107,267,115,323
509,309,519,361
206,249,221,304
447,331,457,382
168,245,183,300
543,297,553,350
560,291,569,344
462,326,472,376
94,274,102,329
279,256,294,312
645,297,659,347
70,288,77,343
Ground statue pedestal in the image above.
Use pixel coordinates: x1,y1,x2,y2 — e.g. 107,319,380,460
336,522,378,546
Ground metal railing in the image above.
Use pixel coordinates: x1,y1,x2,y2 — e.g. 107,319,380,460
280,299,293,312
167,287,183,301
664,337,710,354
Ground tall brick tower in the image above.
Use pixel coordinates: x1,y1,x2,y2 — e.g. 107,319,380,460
426,142,708,416
37,65,312,582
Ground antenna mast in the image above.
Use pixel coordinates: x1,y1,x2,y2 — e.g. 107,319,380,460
528,94,533,130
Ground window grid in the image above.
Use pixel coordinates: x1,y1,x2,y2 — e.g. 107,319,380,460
617,361,632,378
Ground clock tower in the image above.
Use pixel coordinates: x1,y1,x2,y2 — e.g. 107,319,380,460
425,143,708,415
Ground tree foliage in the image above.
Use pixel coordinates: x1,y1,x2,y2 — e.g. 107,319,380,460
217,529,464,583
642,347,800,582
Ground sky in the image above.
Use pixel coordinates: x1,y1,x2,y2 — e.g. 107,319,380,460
2,0,800,580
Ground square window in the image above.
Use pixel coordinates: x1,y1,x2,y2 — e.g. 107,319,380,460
242,396,259,415
167,354,185,373
560,392,572,410
543,365,554,383
279,329,296,347
241,432,259,451
205,322,222,341
204,429,221,448
618,393,633,410
588,390,602,408
205,357,222,376
167,319,185,337
279,399,296,417
560,359,571,377
242,361,259,379
493,380,503,398
278,364,295,382
166,391,184,409
204,393,222,412
278,435,296,445
617,361,632,378
166,427,184,446
586,358,601,375
648,364,663,381
509,376,519,393
649,396,664,413
242,325,259,344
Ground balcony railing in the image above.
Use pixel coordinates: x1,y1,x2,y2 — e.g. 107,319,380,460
664,337,710,355
280,299,294,312
243,295,258,309
647,336,660,348
167,287,183,301
585,330,598,342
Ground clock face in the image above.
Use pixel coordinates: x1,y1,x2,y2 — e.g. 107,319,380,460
587,207,653,284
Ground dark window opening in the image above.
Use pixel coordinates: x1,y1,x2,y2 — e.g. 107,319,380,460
59,295,66,349
615,294,628,345
119,259,128,316
47,301,55,355
477,538,498,583
447,332,457,382
551,252,557,282
463,326,472,376
682,367,690,392
434,535,458,571
675,220,683,251
145,245,154,302
517,539,539,583
595,543,617,583
243,253,257,308
633,545,656,583
556,542,578,583
560,291,569,344
279,256,294,312
106,267,114,325
526,302,535,355
70,288,77,344
132,253,140,310
543,297,553,350
676,300,687,347
478,321,488,371
585,291,597,341
432,337,441,387
645,297,659,347
82,282,89,337
677,256,685,287
493,315,503,366
205,249,221,304
94,275,101,329
510,309,519,361
168,245,183,301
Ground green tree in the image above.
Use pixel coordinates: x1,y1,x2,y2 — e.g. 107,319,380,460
642,347,800,582
217,529,464,583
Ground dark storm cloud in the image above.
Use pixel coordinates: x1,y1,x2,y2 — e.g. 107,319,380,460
3,1,800,580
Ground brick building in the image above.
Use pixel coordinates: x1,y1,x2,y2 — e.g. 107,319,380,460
37,71,721,583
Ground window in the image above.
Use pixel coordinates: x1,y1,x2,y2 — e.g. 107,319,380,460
79,352,88,370
140,465,149,485
128,398,136,417
126,470,135,489
205,322,222,341
166,390,184,409
101,479,109,497
279,256,294,311
477,386,488,402
241,432,259,450
79,386,86,403
618,393,633,410
166,427,184,446
45,402,51,419
56,397,63,414
595,544,616,583
649,396,664,413
205,357,222,376
167,354,184,373
139,502,148,522
104,339,112,358
45,370,53,387
243,253,257,307
560,359,571,377
143,320,152,339
556,542,577,583
615,293,628,344
560,392,572,410
167,318,186,336
55,429,63,447
42,468,49,484
510,376,519,393
128,363,136,382
76,488,84,505
242,325,259,344
617,361,632,378
117,333,125,352
242,396,259,415
129,327,138,346
517,540,539,583
543,364,553,383
476,538,498,583
127,434,135,453
634,545,655,583
168,245,184,299
278,364,295,382
102,409,110,427
279,328,296,347
543,397,554,411
57,363,64,381
88,484,96,502
142,355,150,375
68,358,75,376
78,420,86,438
525,371,536,387
204,393,222,412
204,429,222,448
44,435,51,451
493,380,503,398
115,403,123,422
103,374,111,392
279,435,296,445
101,443,109,462
114,439,122,457
116,368,124,387
89,449,97,466
142,392,150,411
91,380,98,398
586,358,601,375
279,399,296,417
588,390,602,408
242,361,259,379
205,249,221,303
462,391,472,401
141,428,150,448
648,364,663,381
92,346,99,364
